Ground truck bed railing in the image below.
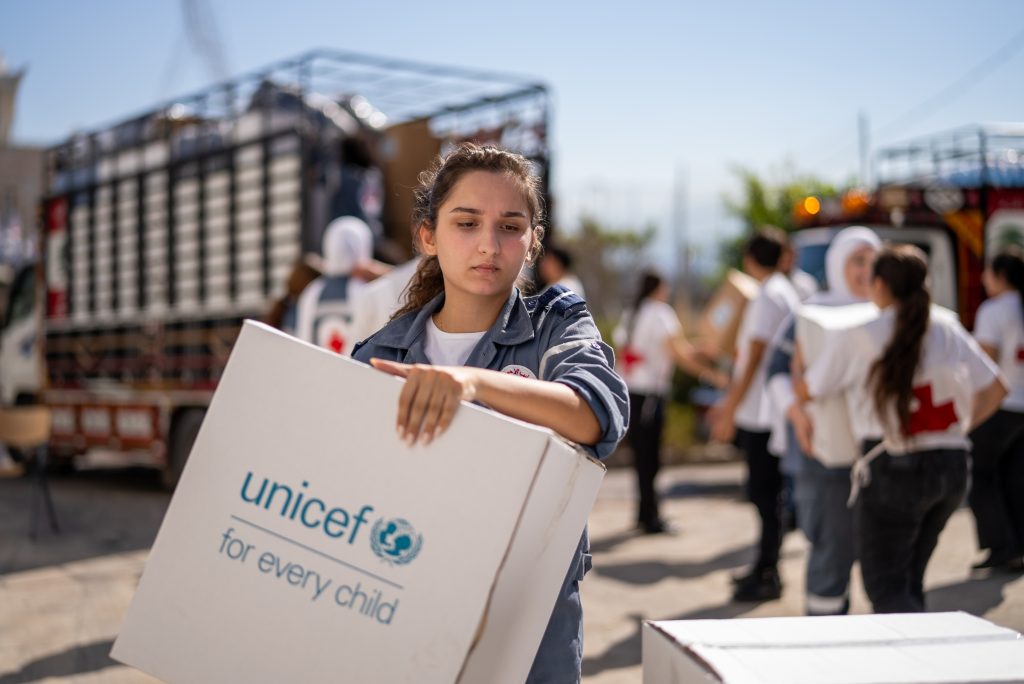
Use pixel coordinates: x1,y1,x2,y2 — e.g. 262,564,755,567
47,49,549,186
875,123,1024,188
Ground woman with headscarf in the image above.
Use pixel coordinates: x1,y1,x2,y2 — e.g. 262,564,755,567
295,216,387,355
761,226,882,611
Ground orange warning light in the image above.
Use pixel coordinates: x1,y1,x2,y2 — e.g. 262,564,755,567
841,189,870,215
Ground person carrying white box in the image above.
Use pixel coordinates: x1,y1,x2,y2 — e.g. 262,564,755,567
797,245,1008,613
352,143,629,681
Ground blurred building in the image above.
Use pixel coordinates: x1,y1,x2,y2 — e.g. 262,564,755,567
0,55,44,317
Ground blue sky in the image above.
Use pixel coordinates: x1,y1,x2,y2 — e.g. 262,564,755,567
3,1,1024,271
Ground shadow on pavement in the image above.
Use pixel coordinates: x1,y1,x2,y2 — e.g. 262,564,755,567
593,543,757,585
925,570,1022,616
581,602,754,677
0,639,116,684
661,479,743,500
0,468,169,576
589,529,641,555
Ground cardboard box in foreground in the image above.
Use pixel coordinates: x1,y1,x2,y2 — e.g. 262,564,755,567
642,612,1024,683
697,269,760,360
111,321,605,683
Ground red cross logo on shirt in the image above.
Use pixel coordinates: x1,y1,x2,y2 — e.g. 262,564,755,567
905,384,959,436
327,330,346,355
622,346,645,373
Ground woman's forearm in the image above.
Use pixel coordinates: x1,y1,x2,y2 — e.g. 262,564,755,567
970,377,1009,431
669,338,728,387
470,368,603,445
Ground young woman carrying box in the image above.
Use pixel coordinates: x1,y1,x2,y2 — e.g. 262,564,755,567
352,143,629,680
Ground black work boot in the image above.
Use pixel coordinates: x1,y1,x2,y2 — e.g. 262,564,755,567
732,566,782,602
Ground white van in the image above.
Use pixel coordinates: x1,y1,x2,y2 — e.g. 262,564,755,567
791,225,957,312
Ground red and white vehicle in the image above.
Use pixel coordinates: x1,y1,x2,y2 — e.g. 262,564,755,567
793,124,1024,328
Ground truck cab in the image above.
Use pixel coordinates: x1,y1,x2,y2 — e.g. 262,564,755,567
793,125,1024,327
792,224,958,311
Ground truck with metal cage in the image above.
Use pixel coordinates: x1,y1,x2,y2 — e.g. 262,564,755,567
792,124,1024,327
0,50,551,486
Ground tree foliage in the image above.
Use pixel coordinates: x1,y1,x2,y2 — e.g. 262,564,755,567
718,164,840,272
559,214,656,322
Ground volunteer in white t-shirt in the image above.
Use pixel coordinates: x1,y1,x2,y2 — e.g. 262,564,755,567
968,248,1024,572
780,241,819,302
766,226,881,616
711,229,800,601
538,244,586,299
614,271,727,534
800,245,1007,613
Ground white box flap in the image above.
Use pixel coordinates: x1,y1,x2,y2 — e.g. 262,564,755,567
644,614,1024,684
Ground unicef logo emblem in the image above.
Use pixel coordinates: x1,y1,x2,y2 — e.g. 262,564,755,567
370,518,423,566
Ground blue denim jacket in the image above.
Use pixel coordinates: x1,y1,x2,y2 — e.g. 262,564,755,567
352,284,628,682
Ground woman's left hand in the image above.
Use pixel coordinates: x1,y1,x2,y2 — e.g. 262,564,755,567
370,359,479,446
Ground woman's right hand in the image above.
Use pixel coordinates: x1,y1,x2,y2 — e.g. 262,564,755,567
370,359,479,446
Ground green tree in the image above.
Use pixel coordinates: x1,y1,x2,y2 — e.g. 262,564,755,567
561,214,656,325
718,164,841,272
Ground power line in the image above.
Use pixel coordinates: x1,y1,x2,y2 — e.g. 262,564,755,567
808,23,1024,170
875,23,1024,140
158,0,230,100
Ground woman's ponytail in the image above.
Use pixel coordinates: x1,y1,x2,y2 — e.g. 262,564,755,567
628,271,663,345
868,246,931,434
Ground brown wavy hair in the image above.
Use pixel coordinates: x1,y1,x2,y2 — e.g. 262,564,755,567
868,245,931,434
392,143,545,319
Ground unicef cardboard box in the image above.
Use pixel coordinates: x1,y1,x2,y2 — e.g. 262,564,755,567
697,269,760,359
111,321,606,683
642,612,1024,683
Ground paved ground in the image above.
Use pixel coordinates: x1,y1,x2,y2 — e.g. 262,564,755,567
1,462,1022,683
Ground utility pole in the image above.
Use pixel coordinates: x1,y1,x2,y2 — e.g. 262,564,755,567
0,54,24,146
672,163,690,306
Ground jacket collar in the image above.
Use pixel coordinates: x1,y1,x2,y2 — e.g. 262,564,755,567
371,288,536,353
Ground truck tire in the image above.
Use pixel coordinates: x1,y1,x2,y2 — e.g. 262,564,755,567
162,408,206,491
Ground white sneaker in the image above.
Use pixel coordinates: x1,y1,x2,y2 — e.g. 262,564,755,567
0,449,25,478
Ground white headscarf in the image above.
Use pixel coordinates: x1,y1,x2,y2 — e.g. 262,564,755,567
322,216,373,277
815,226,883,305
